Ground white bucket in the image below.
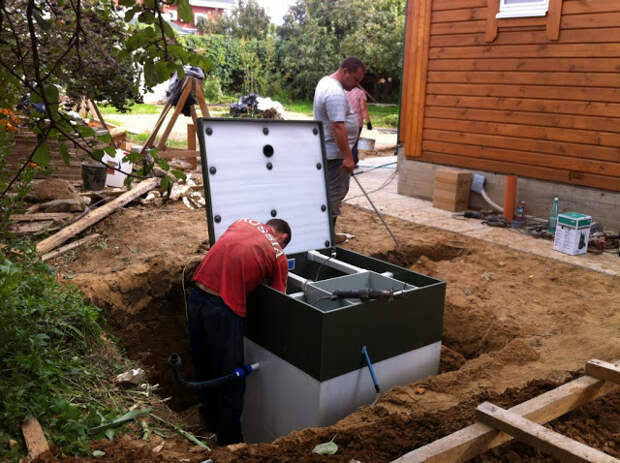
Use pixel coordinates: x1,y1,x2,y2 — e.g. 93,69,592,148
358,137,375,151
102,149,132,188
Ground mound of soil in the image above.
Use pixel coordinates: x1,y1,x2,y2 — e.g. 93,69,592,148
46,201,619,462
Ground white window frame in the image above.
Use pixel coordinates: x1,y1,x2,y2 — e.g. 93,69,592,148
496,0,549,19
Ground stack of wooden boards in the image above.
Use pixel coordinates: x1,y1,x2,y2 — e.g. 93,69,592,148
432,168,472,212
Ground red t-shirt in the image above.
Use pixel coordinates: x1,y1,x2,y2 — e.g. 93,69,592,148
192,218,288,318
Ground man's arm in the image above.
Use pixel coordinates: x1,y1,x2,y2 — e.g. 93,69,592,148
269,256,288,293
331,121,355,173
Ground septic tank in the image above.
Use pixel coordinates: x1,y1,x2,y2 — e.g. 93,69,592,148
197,118,445,442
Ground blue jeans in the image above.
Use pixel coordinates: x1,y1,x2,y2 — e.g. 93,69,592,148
188,287,245,445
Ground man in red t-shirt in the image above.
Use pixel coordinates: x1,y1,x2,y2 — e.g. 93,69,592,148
188,218,291,445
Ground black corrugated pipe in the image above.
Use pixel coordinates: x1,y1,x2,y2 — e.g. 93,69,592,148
168,353,259,390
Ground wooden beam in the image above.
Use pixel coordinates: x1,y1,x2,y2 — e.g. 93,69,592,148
156,149,199,160
391,360,619,463
41,233,100,262
10,213,76,222
193,78,210,117
476,402,618,463
36,177,158,254
485,0,499,42
157,78,194,151
546,0,563,40
140,102,172,154
22,417,49,460
585,359,620,384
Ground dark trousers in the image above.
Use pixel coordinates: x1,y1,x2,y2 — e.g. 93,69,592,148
188,287,245,445
351,126,363,164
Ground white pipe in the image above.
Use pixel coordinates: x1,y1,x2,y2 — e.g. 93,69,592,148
480,187,504,213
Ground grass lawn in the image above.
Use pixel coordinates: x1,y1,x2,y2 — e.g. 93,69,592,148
284,101,399,128
98,103,161,114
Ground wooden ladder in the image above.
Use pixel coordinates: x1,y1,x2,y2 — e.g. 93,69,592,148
139,76,210,169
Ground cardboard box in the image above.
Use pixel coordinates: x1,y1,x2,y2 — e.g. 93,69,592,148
432,168,472,212
553,212,592,255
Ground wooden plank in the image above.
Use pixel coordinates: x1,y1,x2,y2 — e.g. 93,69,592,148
496,16,547,28
188,124,196,151
423,128,619,162
431,27,620,47
424,105,620,132
432,20,486,35
140,102,172,154
22,417,49,460
426,84,620,105
156,149,199,159
486,0,499,42
585,359,620,384
428,57,620,72
433,0,487,11
10,213,76,222
562,12,620,29
563,0,620,15
36,177,158,254
193,78,211,117
545,0,563,40
392,365,619,463
432,7,486,23
41,233,100,262
419,150,620,191
422,139,620,176
424,117,620,148
475,402,618,463
427,71,619,87
429,43,620,59
425,94,620,118
401,0,432,156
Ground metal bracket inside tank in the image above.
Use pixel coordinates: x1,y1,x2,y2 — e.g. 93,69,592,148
287,251,418,311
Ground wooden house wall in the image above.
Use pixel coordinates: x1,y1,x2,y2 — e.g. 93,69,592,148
400,0,620,192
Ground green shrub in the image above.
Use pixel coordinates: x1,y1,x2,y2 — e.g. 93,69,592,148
202,75,224,102
0,245,104,459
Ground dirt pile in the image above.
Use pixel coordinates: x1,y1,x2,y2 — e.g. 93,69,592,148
46,201,619,462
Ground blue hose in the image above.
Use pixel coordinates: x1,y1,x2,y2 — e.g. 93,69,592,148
362,345,380,393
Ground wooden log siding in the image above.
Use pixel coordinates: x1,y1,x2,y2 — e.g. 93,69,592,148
400,0,620,192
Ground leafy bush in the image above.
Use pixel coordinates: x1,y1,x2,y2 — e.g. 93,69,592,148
202,75,224,102
0,245,104,459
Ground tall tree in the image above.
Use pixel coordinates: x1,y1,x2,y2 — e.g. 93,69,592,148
0,0,212,207
276,0,405,100
198,0,270,40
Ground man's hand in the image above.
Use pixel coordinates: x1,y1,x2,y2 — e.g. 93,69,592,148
341,157,356,173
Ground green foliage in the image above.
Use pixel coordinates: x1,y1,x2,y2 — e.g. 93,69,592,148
277,0,406,100
197,0,271,40
0,127,35,240
0,244,104,459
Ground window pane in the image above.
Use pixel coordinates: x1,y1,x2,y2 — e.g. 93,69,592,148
505,0,541,4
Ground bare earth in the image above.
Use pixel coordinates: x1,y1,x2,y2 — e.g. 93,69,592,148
41,195,620,463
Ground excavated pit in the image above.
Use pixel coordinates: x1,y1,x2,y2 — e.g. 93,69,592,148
95,244,518,413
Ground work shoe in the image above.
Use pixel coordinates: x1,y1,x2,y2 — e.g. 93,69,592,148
334,233,347,244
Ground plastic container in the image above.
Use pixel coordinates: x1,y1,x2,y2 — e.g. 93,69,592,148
547,196,559,233
357,137,375,151
513,200,526,228
101,149,132,187
81,162,107,191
